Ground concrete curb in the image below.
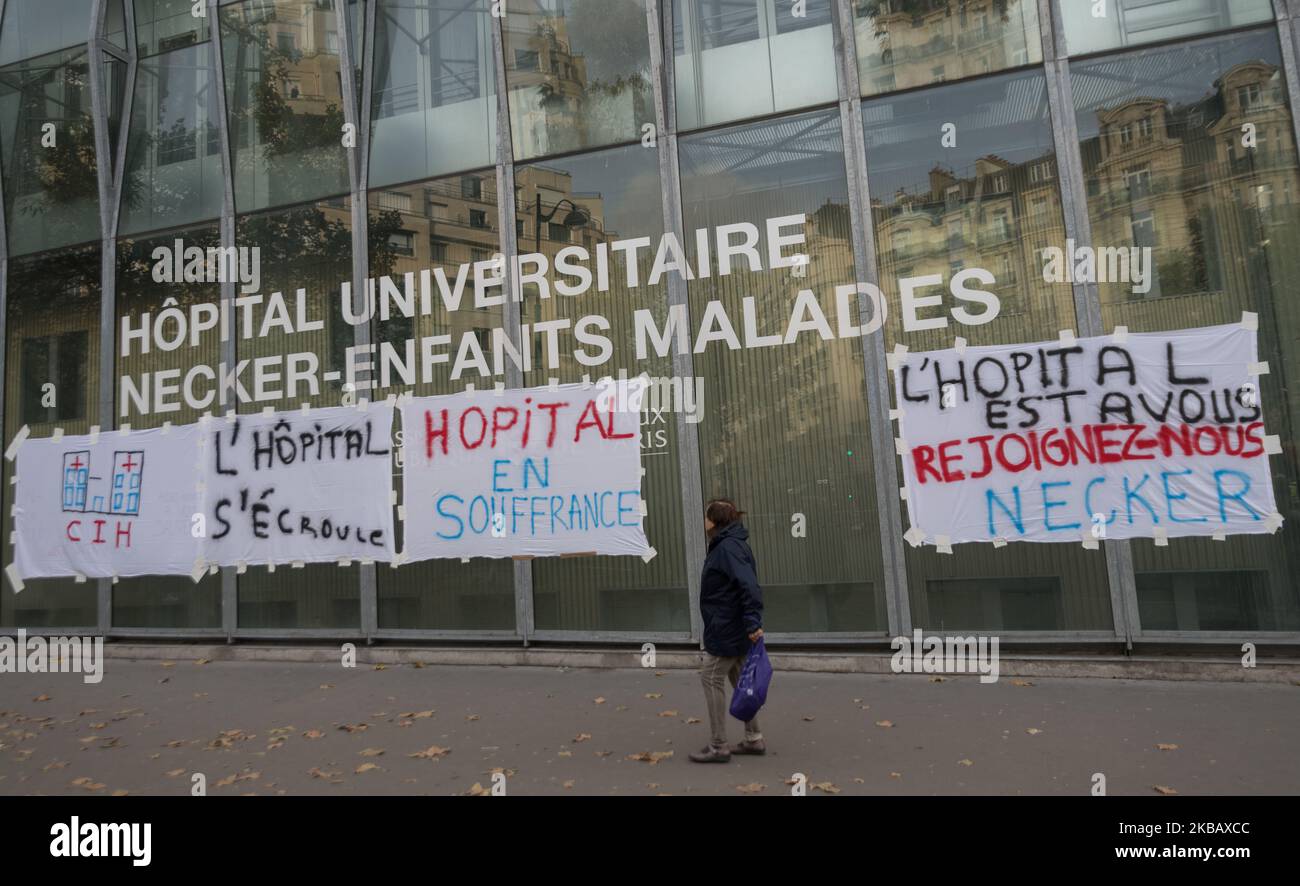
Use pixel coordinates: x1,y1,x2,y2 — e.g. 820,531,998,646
95,643,1300,684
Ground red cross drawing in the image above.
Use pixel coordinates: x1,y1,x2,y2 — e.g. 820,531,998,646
121,454,138,472
70,456,85,472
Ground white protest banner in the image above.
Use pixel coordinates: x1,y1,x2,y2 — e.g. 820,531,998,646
893,324,1280,546
203,405,396,566
12,425,204,579
400,383,649,560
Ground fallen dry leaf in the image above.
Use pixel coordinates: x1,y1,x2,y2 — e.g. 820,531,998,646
626,751,673,765
1153,785,1178,795
303,730,324,740
409,745,451,760
645,693,662,699
355,763,381,774
33,695,50,703
958,759,974,767
358,748,385,757
466,782,490,796
1155,743,1179,751
465,715,479,722
811,782,841,794
657,710,678,718
686,717,701,724
876,720,893,728
337,723,369,733
573,733,592,743
1011,679,1034,687
1026,728,1043,735
593,697,606,705
735,782,766,794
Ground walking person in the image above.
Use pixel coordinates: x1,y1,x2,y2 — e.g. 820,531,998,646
690,499,765,763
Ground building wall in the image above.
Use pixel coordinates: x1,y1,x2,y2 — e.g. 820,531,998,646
1,0,1299,642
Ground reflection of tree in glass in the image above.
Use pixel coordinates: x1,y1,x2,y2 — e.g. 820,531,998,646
223,12,345,170
32,118,97,205
530,0,650,147
5,247,100,326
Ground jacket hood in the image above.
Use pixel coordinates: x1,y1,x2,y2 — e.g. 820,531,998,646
709,520,748,549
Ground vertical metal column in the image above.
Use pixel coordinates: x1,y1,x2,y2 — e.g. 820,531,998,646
831,0,910,636
489,6,533,643
649,0,705,642
1275,1,1300,185
209,0,239,641
1037,0,1136,644
0,0,9,601
337,0,377,640
87,0,115,633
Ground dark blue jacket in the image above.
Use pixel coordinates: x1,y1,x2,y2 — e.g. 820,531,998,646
699,521,763,657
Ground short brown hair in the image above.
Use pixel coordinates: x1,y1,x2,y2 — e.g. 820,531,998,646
705,498,745,530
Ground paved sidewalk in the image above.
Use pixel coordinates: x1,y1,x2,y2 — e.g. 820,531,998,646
2,658,1297,796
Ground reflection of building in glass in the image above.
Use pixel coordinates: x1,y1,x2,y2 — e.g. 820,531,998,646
1083,60,1298,322
872,150,1070,352
855,0,1042,95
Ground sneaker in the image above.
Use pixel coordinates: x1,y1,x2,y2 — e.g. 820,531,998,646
688,744,731,763
729,738,766,755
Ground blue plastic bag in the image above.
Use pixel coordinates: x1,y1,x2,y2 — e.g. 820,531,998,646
729,637,773,722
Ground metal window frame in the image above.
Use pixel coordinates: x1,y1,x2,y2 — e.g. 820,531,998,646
1,0,1299,647
831,0,911,638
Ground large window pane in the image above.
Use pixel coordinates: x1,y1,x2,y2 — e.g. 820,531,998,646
0,46,101,256
673,0,836,131
366,170,516,631
854,0,1041,97
2,246,101,627
370,0,495,187
135,0,211,59
120,43,224,235
1073,29,1300,631
220,0,350,212
864,71,1112,632
0,0,95,65
503,0,654,160
111,224,222,628
233,197,360,629
1059,0,1272,57
679,110,888,633
516,144,690,633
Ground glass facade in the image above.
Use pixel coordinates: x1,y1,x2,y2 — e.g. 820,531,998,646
370,0,496,187
1072,29,1300,631
864,70,1112,632
3,1,1300,644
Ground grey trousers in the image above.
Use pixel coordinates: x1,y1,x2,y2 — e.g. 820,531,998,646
699,651,762,748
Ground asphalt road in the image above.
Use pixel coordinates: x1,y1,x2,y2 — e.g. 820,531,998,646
2,658,1297,796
